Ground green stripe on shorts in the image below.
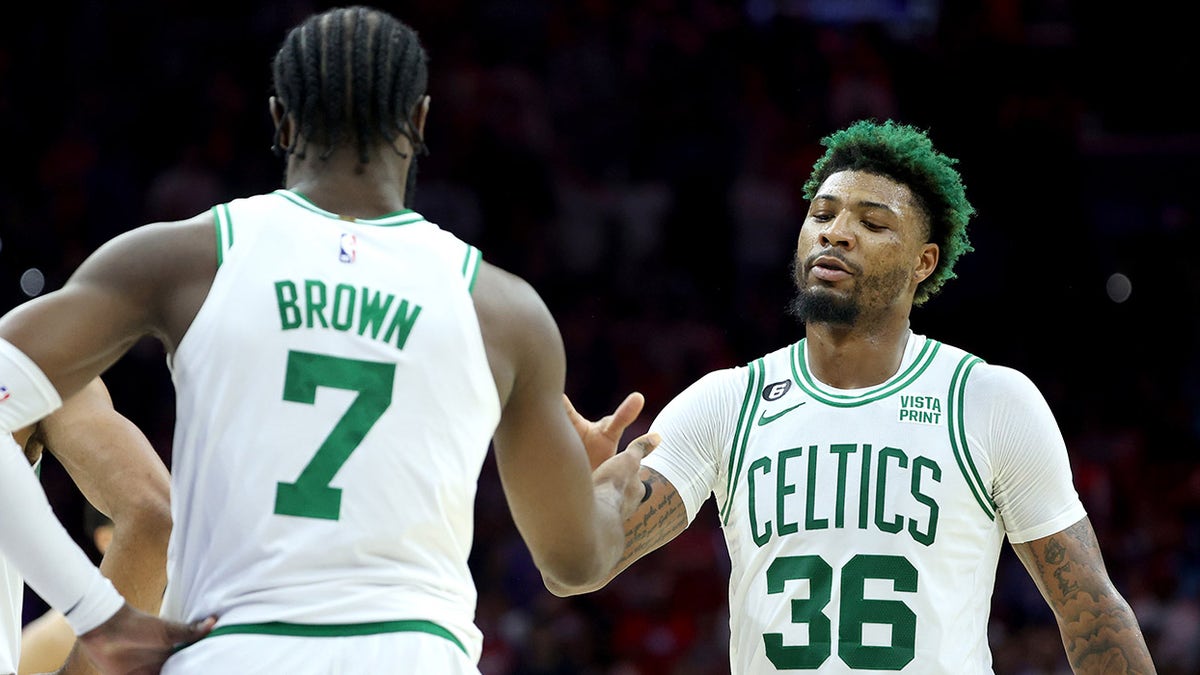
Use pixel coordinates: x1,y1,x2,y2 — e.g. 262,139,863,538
198,619,467,655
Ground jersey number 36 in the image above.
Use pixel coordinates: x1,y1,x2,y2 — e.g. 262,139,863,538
765,554,916,670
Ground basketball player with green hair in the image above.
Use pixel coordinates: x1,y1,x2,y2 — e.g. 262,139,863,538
0,6,652,673
559,119,1157,673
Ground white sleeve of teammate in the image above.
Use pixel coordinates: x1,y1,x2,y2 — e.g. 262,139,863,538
644,368,745,523
0,339,125,634
965,363,1087,543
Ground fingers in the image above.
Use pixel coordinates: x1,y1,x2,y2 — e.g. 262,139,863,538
169,615,217,647
602,392,645,437
623,432,660,461
561,393,579,419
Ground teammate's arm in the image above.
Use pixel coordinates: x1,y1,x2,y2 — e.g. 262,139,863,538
545,465,687,596
0,218,216,672
545,398,690,596
33,378,172,675
473,262,654,589
1012,517,1156,674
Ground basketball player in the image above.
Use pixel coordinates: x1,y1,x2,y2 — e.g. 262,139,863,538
556,120,1156,673
0,6,651,673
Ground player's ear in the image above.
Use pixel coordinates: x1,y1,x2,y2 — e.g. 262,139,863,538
269,96,294,154
913,243,939,285
412,95,430,138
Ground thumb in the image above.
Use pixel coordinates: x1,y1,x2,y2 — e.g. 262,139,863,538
168,615,217,646
623,432,660,461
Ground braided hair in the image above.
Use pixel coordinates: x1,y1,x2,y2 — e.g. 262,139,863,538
271,6,428,197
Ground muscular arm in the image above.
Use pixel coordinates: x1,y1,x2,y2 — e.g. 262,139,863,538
545,465,689,596
473,263,650,589
0,214,215,401
1012,516,1157,674
40,379,171,615
26,378,171,675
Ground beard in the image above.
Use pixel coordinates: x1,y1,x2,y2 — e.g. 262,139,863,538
788,284,860,326
787,254,910,326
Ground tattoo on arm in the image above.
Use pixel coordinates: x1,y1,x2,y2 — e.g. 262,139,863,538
1013,517,1157,674
615,467,688,571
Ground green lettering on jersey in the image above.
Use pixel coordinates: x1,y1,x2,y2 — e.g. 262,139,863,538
874,447,906,534
830,444,856,528
858,443,873,530
275,280,302,330
358,289,395,339
776,448,804,536
383,299,422,349
330,284,357,331
305,280,329,328
270,279,423,352
805,445,829,531
909,457,941,547
748,457,772,547
747,443,941,546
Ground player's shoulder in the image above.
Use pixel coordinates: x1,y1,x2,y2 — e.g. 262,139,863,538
960,358,1043,401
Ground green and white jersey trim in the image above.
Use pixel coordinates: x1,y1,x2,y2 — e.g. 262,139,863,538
273,190,426,226
719,358,765,525
947,354,995,520
213,192,478,282
202,619,467,655
790,338,942,407
213,203,235,266
460,245,482,293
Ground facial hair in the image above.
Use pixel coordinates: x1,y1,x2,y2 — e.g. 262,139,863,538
787,254,911,326
787,255,860,325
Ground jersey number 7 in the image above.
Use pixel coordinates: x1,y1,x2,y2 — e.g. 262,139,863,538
274,350,396,520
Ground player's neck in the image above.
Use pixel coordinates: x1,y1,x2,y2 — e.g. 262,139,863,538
803,316,913,390
284,147,412,219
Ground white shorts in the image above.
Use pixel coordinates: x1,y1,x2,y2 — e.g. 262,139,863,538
163,630,481,674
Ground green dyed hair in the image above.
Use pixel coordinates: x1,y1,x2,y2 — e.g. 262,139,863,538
802,119,975,305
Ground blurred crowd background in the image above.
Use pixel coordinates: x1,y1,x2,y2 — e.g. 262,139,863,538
1,1,1197,673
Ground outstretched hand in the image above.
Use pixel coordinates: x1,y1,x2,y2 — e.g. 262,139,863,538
563,392,646,470
592,432,661,521
76,604,215,675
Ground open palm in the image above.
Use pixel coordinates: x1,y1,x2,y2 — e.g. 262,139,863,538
562,392,645,471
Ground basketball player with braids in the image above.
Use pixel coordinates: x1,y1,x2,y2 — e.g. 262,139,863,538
0,6,651,673
558,120,1156,673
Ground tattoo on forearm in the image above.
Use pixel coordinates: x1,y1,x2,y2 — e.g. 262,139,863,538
1044,538,1066,565
617,469,687,568
1023,518,1156,674
1052,562,1080,598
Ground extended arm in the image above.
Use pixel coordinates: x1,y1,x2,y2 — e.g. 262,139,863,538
1012,517,1156,674
543,394,692,596
473,262,654,589
545,462,688,596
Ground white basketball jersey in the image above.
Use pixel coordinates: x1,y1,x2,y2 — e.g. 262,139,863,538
163,190,499,662
646,334,1085,674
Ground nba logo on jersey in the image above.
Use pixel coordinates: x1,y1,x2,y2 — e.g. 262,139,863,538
339,233,357,263
0,385,9,403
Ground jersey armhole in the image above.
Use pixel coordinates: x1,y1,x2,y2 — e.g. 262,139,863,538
212,203,235,267
460,245,482,294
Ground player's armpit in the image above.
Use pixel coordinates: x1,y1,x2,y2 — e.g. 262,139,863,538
1011,516,1157,674
545,466,689,597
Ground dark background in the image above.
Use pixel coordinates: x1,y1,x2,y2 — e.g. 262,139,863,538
2,1,1197,673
